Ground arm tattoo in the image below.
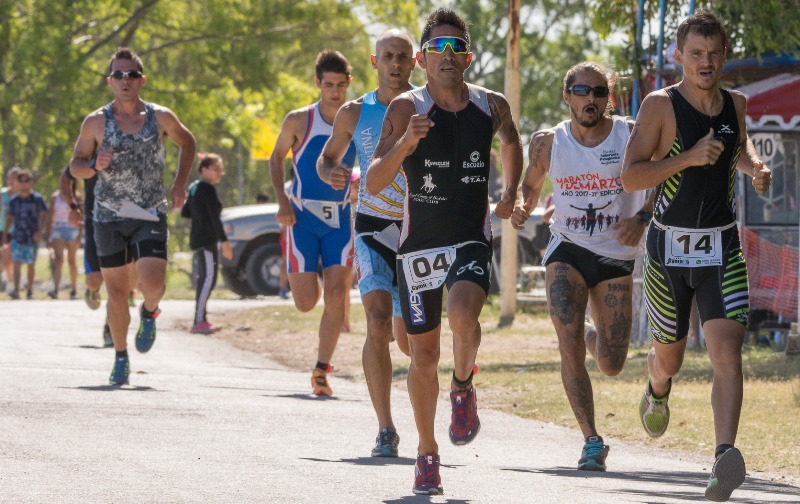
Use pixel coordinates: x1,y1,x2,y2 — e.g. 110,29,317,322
488,93,520,144
380,117,394,140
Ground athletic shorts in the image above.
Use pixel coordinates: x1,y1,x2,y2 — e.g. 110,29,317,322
643,225,749,344
93,214,169,269
398,241,491,335
285,200,352,273
354,234,401,317
10,240,37,264
51,225,80,242
544,240,634,288
83,217,100,274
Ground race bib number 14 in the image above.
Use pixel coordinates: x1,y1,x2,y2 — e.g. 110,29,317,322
664,227,723,267
401,246,456,293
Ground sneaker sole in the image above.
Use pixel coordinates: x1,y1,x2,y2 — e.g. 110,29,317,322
577,460,607,471
639,391,669,438
705,448,746,502
448,420,481,446
412,487,443,495
371,449,399,458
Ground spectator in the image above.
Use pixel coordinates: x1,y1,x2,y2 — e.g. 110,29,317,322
47,167,83,300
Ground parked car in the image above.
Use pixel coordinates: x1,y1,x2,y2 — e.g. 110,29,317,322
219,203,549,297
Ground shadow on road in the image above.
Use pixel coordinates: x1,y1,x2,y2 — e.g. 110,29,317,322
503,466,799,501
64,385,162,392
383,496,472,504
268,392,364,403
300,456,417,467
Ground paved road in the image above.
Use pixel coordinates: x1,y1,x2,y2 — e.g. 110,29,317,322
1,299,798,503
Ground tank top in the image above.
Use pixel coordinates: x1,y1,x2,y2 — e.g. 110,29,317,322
94,102,167,223
289,102,356,202
655,87,741,228
52,193,78,228
354,90,406,220
547,116,644,260
399,84,493,252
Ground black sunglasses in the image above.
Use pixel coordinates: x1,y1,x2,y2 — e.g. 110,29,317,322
17,176,31,182
567,84,610,98
109,70,143,80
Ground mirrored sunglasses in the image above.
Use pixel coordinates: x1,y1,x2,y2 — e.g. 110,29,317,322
567,84,610,98
109,70,143,80
422,36,469,55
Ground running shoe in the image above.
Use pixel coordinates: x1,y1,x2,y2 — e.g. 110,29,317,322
9,290,19,300
413,453,443,495
109,356,130,385
449,386,481,445
639,378,671,438
578,436,609,471
69,290,78,300
705,447,746,502
190,321,221,335
135,305,160,353
47,289,58,299
310,367,332,396
371,428,400,457
102,322,113,348
278,287,290,300
26,290,33,300
84,288,101,310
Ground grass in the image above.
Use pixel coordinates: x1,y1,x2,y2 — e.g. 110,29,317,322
215,299,800,482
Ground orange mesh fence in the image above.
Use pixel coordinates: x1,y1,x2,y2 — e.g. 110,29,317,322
740,226,798,320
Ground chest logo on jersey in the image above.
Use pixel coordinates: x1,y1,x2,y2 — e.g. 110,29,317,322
425,159,450,168
463,151,485,169
599,149,622,166
421,173,437,193
461,175,486,184
718,124,735,135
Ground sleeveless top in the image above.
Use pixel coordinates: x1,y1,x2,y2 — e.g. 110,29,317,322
399,84,494,252
655,87,741,228
94,102,167,222
289,102,356,203
354,90,406,220
547,116,644,260
52,193,78,228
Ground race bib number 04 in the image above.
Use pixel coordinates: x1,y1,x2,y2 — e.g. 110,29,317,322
664,226,723,267
401,246,456,294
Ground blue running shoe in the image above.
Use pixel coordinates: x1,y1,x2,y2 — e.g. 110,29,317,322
135,305,160,353
371,428,400,457
109,356,130,385
578,435,609,471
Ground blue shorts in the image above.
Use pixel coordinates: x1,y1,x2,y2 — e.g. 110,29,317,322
51,225,80,242
285,200,353,273
354,234,401,317
11,241,38,264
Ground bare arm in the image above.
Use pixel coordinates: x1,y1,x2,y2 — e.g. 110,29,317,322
269,111,303,226
156,107,196,209
69,112,104,180
366,96,422,195
489,92,524,221
317,101,360,190
621,93,724,191
731,91,772,194
46,193,56,240
515,130,553,230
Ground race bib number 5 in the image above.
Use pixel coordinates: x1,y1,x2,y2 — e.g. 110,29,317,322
302,200,340,229
664,226,723,267
401,246,456,293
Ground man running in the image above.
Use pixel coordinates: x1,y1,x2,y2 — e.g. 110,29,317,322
269,50,357,396
367,8,525,495
317,29,415,457
622,12,771,502
71,47,197,385
518,61,653,472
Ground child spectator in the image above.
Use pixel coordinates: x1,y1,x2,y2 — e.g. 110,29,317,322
181,153,233,333
2,169,48,299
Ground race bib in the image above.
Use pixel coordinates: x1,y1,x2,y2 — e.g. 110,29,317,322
400,245,456,294
664,225,723,267
302,199,341,229
373,223,401,253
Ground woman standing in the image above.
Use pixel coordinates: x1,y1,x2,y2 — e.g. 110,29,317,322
47,167,82,299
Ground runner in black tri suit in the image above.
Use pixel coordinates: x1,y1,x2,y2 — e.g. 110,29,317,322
622,13,771,502
367,8,526,496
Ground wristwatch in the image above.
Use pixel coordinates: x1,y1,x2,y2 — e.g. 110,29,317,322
637,210,653,224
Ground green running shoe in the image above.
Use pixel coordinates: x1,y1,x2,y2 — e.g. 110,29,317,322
705,447,746,502
639,378,671,438
109,356,130,385
577,436,609,471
